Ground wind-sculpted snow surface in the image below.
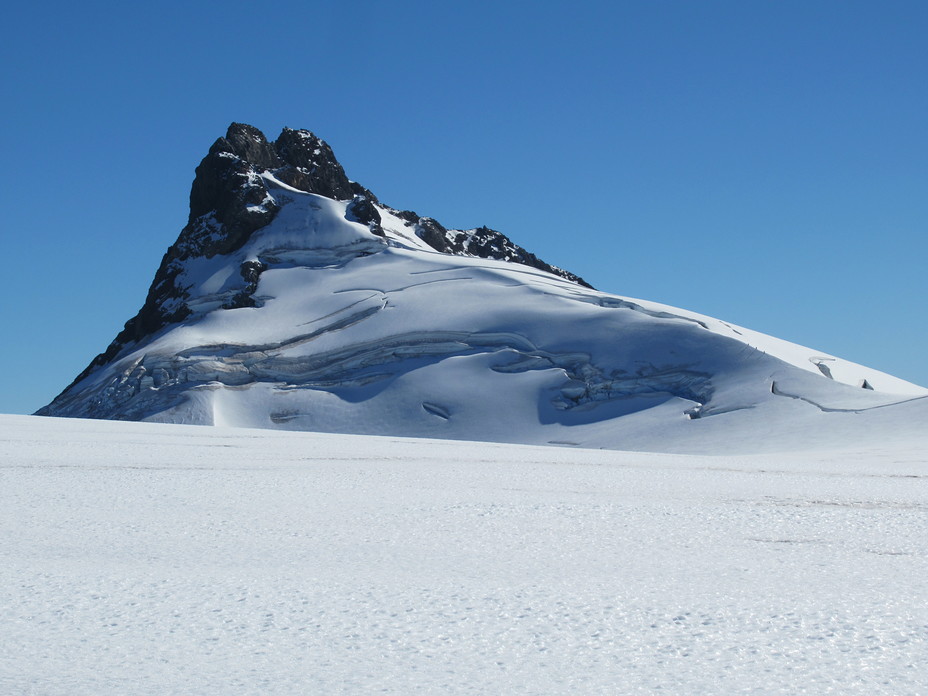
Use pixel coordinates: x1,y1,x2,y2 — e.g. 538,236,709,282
2,415,927,694
38,124,927,452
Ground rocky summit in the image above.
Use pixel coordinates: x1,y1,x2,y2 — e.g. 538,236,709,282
37,123,926,453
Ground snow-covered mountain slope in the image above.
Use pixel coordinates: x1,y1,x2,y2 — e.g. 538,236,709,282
37,123,927,453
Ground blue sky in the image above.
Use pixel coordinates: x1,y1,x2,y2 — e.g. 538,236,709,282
2,0,925,415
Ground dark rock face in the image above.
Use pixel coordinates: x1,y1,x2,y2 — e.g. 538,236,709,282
349,181,380,204
415,217,457,253
273,127,353,200
185,123,361,259
223,260,268,310
411,219,591,288
187,151,279,256
215,122,282,170
346,195,384,237
394,210,419,225
460,226,592,288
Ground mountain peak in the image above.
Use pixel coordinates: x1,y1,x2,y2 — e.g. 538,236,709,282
49,122,592,391
36,124,926,449
210,122,282,169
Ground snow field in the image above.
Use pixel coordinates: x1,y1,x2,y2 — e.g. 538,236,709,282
1,415,926,694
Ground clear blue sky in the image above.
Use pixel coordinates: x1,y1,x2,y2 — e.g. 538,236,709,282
2,0,926,415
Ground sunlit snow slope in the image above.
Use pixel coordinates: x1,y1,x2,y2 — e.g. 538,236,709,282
2,414,927,694
38,124,927,453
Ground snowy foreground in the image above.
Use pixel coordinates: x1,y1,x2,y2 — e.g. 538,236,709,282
2,414,926,695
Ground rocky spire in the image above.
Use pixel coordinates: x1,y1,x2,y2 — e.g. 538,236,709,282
184,123,355,258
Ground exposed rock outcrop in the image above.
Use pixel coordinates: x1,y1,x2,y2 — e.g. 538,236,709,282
273,127,353,200
345,194,384,237
412,219,591,288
